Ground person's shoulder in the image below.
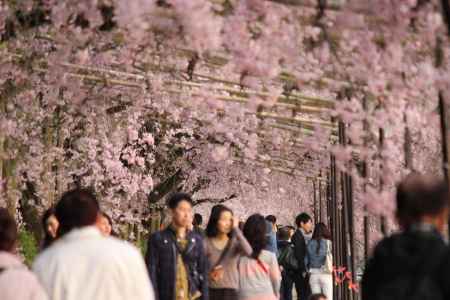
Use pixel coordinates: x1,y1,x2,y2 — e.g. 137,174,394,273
188,230,204,245
260,249,277,262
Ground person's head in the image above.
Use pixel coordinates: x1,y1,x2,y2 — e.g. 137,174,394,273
265,215,277,231
0,208,17,253
55,188,100,236
296,213,313,233
243,214,267,259
309,293,327,300
43,207,59,239
193,213,203,227
278,226,291,241
206,204,233,237
97,212,113,236
167,192,193,229
287,225,295,238
42,207,59,249
312,222,331,241
396,173,449,232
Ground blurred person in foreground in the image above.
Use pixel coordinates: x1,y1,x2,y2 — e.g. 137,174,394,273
308,294,327,300
33,189,154,300
0,208,48,300
362,173,450,300
146,192,208,300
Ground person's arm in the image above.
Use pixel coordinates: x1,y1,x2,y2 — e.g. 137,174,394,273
233,227,253,256
269,252,282,298
197,236,209,300
145,233,159,300
292,232,306,272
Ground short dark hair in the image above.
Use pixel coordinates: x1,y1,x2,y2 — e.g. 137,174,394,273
295,213,312,227
309,293,327,300
206,205,233,237
55,189,99,236
0,208,17,252
396,173,449,227
265,215,276,224
278,226,291,241
167,192,193,209
243,214,267,259
193,213,203,226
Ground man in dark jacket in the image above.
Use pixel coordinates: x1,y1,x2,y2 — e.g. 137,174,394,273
292,213,313,300
362,173,450,300
278,226,296,300
146,193,208,300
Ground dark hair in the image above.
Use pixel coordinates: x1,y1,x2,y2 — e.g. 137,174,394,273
42,207,57,249
238,221,244,231
396,173,449,227
193,213,203,226
206,205,233,238
0,208,17,252
309,293,327,300
312,222,332,254
295,213,312,227
55,189,99,236
167,192,193,209
243,214,267,259
278,226,291,241
100,211,117,237
265,215,276,224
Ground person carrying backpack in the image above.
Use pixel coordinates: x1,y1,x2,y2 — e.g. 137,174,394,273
278,226,298,300
362,173,450,300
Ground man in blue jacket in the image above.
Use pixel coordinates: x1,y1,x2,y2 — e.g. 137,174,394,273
146,193,208,300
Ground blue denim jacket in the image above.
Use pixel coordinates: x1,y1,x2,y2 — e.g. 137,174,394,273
306,238,328,269
265,221,278,256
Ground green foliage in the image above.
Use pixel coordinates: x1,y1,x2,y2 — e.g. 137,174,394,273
137,236,148,257
18,229,38,267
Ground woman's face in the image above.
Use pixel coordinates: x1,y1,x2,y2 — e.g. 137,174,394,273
99,215,112,236
46,215,59,238
217,210,233,235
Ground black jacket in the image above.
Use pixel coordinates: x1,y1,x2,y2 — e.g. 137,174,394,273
362,226,450,300
291,229,307,273
146,227,209,300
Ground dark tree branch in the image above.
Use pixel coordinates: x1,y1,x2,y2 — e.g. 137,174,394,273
148,169,184,204
193,193,237,206
441,0,450,37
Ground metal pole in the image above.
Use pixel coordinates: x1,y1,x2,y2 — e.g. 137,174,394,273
438,91,450,237
362,96,370,262
313,179,318,224
379,128,387,236
339,120,353,300
319,178,323,222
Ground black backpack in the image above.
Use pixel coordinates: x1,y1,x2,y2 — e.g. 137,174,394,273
278,244,298,271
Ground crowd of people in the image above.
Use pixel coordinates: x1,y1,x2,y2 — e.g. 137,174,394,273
1,172,450,300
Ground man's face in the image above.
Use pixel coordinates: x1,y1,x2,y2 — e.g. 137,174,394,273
301,219,313,233
172,200,193,228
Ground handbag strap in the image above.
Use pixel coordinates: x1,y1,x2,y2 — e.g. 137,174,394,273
212,238,232,269
256,258,269,274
